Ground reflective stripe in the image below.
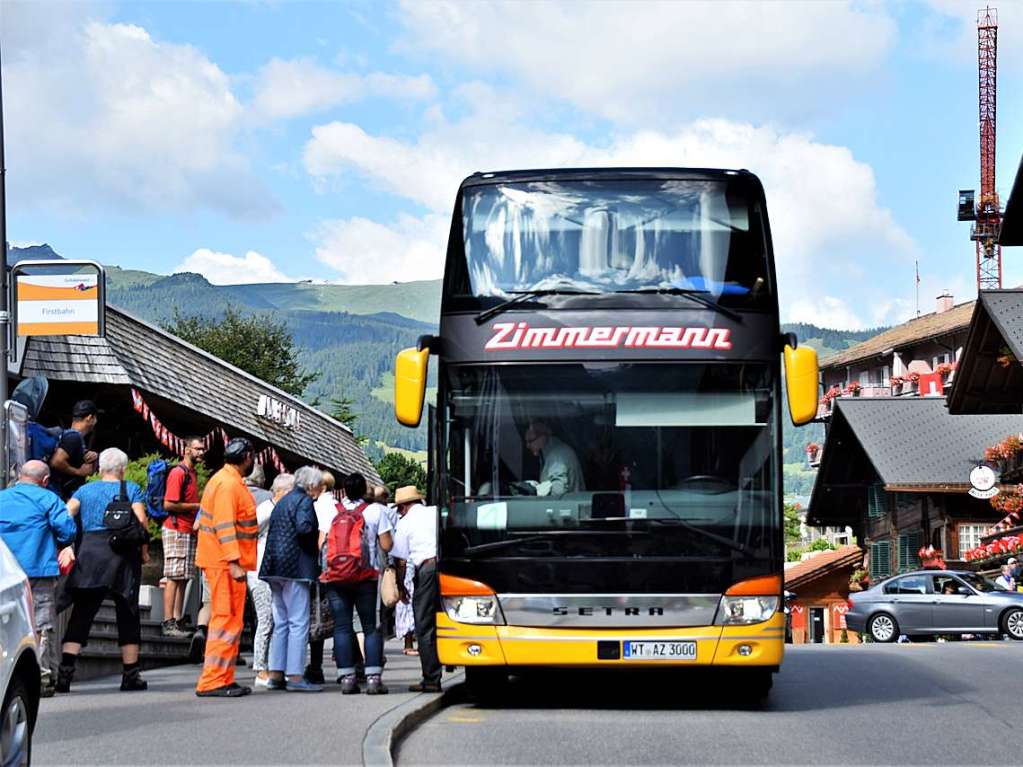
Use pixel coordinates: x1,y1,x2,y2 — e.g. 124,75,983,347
198,525,215,535
203,654,235,670
214,521,235,532
208,628,239,644
218,534,238,544
236,518,258,529
236,531,258,541
199,510,214,521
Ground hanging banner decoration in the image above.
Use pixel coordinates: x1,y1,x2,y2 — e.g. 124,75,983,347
969,464,1000,500
11,261,106,337
130,387,288,473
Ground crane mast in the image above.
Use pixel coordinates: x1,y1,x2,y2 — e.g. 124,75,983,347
974,7,1002,289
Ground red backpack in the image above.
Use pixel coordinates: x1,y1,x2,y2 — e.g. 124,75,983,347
320,501,377,584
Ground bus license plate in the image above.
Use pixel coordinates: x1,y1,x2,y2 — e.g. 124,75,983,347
623,641,697,660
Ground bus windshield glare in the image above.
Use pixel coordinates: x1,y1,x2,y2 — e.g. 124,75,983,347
442,363,778,563
457,178,770,302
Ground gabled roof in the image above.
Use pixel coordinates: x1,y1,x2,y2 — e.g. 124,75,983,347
19,304,380,483
1002,154,1023,246
947,290,1023,414
807,397,1023,525
785,546,863,590
820,301,974,370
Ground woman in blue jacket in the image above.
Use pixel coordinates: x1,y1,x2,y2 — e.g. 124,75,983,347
259,465,323,692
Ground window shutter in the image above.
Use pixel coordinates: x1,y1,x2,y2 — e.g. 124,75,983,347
870,540,891,580
867,485,886,519
897,531,922,572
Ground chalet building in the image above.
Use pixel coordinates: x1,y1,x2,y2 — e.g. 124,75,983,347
6,304,380,484
1001,154,1022,246
817,293,973,418
807,398,1023,581
785,546,862,644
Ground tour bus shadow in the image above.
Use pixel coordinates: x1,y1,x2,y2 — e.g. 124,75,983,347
462,647,976,713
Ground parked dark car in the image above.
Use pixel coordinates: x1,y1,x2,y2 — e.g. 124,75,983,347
846,570,1023,642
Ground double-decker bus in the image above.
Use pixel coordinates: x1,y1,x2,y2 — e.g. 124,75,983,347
394,168,818,700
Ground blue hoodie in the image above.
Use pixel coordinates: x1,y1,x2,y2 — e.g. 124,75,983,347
0,483,77,578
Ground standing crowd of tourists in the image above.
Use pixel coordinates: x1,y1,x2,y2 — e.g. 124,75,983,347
0,399,441,699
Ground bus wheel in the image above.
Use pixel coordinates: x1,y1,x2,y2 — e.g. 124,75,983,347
465,667,509,704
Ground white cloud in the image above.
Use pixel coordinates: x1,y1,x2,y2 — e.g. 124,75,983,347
920,2,1023,70
174,249,296,285
4,8,275,217
396,1,897,122
312,214,449,284
251,57,436,119
303,105,916,307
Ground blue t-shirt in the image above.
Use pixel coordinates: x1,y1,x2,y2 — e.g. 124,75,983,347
72,480,145,533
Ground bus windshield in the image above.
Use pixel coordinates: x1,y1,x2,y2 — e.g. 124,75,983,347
441,363,779,563
456,178,770,303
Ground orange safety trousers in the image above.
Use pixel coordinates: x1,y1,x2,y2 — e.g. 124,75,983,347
195,567,247,693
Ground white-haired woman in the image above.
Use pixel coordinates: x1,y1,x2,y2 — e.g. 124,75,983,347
259,466,323,692
57,447,150,693
249,472,294,688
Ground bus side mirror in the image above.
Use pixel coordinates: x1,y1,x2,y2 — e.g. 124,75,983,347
784,343,819,427
394,347,430,427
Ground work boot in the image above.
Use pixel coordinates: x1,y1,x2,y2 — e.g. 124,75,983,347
55,664,75,694
188,627,207,663
365,674,389,695
161,619,189,638
338,674,360,694
175,617,195,635
120,667,149,691
304,665,325,685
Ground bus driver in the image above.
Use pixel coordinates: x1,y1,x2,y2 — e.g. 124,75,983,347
523,421,584,497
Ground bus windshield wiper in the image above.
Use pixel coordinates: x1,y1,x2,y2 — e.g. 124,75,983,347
614,288,742,323
474,289,599,325
461,531,625,558
647,517,754,557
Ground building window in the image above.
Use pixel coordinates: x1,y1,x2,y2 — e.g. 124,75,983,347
958,523,989,558
867,484,887,518
897,530,922,572
870,540,891,580
932,353,950,370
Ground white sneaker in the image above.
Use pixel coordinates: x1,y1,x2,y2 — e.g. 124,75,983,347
254,676,273,689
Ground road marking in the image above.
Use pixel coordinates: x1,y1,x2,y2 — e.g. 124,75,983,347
447,714,483,723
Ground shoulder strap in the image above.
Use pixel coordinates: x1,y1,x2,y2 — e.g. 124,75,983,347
119,479,128,502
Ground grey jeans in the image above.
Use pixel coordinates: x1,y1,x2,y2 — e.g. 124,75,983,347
30,578,58,685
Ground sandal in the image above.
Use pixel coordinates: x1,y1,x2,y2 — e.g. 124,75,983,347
403,648,419,656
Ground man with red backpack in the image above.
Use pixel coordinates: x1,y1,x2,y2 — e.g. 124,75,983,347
320,472,393,694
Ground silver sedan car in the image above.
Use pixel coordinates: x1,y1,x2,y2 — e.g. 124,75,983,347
846,570,1023,642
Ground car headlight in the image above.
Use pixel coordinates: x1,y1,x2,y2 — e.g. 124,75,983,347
443,596,505,625
715,596,779,625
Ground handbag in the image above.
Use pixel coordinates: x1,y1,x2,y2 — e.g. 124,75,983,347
380,566,400,608
104,480,149,552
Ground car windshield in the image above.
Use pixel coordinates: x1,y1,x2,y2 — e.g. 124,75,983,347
441,362,778,562
958,573,1006,592
451,177,771,306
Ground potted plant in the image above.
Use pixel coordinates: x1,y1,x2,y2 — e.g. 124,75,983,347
845,381,862,397
805,441,821,464
908,371,921,393
890,375,905,394
848,568,868,592
935,362,954,380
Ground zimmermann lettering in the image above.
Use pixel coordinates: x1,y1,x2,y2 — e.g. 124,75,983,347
552,606,666,616
485,322,732,351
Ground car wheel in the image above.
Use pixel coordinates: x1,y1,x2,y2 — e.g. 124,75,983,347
868,613,899,643
1000,607,1023,640
1,676,32,767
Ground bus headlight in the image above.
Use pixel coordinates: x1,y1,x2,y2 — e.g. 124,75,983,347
443,596,505,625
715,596,779,625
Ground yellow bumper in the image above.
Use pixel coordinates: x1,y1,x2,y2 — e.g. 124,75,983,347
436,611,785,668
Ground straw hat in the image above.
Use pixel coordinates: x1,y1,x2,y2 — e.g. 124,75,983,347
394,485,424,505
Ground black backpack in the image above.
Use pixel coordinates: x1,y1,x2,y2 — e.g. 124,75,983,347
104,481,149,552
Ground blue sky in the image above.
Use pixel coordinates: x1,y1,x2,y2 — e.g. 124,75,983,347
5,0,1023,329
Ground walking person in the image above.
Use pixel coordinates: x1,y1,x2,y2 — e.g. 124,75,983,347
249,473,294,688
0,460,77,696
392,486,441,693
260,466,323,692
194,438,259,698
47,400,100,500
321,472,393,695
392,496,417,655
161,437,205,637
56,448,150,693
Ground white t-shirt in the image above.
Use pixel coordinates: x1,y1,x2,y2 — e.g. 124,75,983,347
248,498,276,588
340,497,393,569
392,504,438,568
314,493,340,534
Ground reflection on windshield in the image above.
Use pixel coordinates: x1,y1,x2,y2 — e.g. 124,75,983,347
441,364,778,561
959,573,1005,592
459,179,767,301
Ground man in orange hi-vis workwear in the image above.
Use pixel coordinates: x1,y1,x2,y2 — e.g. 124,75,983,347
195,438,258,698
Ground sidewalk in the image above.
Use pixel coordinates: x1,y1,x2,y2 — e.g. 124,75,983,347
33,640,451,766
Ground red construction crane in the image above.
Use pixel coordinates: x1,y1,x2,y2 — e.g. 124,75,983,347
958,7,1002,291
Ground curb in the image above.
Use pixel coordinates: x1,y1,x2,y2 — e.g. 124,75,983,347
362,671,465,767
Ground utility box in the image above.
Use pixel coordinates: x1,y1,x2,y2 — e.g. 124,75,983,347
958,189,977,221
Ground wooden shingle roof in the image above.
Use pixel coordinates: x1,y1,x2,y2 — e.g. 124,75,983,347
785,546,863,590
821,301,975,370
20,305,380,483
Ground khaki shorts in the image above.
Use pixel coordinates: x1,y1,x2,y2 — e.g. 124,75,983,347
163,528,197,580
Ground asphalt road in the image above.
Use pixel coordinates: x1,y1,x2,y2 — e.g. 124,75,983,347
32,642,445,766
398,642,1023,766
